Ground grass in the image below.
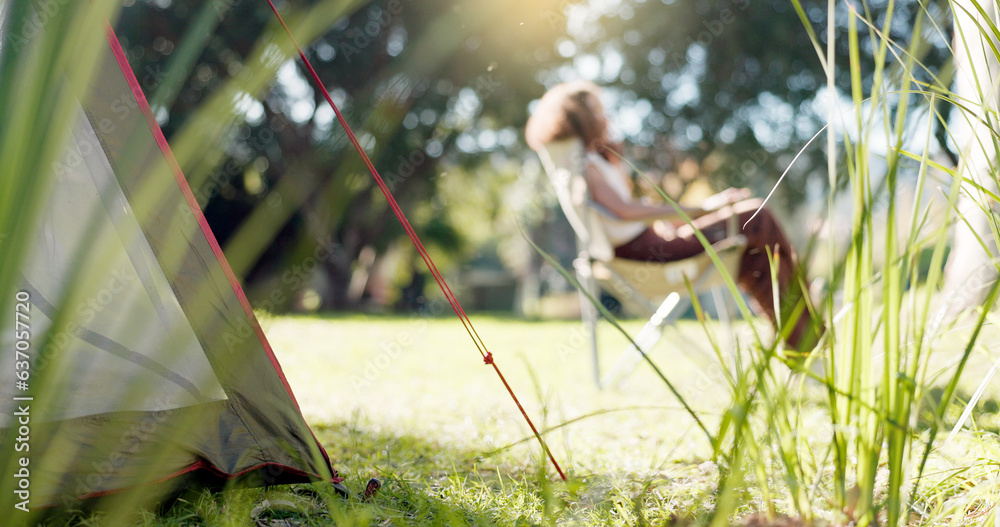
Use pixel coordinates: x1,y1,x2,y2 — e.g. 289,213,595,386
265,314,727,475
46,313,1000,526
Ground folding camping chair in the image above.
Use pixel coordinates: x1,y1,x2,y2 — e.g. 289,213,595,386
536,139,747,388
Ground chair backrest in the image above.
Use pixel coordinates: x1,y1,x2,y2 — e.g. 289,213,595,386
537,139,748,306
536,138,616,262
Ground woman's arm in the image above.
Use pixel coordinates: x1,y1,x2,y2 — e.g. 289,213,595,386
584,163,706,222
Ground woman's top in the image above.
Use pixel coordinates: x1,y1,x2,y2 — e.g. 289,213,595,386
585,151,647,246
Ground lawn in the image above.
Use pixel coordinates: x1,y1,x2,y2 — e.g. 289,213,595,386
109,311,1000,526
269,313,728,525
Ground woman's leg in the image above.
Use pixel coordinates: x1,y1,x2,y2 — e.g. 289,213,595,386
614,199,820,351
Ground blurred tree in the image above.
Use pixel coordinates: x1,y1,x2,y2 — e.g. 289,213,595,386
111,0,954,312
113,0,580,311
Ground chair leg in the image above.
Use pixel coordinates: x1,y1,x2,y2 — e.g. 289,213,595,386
575,259,601,387
601,293,686,388
711,286,736,371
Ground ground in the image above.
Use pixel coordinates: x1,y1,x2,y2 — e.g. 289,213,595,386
267,313,729,525
63,313,1000,526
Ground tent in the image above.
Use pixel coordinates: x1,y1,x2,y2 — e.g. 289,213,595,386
0,25,342,510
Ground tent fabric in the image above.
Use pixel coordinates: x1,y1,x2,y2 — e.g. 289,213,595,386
0,26,338,507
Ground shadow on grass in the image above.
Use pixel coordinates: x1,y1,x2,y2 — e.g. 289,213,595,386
23,412,809,525
312,420,566,526
311,419,727,526
26,422,550,526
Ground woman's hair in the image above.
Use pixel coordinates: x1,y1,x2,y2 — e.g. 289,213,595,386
525,80,612,155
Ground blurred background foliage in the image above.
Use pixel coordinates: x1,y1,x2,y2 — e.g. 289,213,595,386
109,0,954,314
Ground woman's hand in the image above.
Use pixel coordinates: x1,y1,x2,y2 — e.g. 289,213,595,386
701,187,751,211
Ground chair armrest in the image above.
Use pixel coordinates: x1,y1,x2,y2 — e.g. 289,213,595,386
710,234,747,253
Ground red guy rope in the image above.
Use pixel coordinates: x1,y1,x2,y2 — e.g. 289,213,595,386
265,0,566,482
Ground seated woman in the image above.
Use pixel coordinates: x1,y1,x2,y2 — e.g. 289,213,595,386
525,80,820,353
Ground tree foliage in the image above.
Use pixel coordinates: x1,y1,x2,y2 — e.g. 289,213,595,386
112,0,953,311
565,0,952,204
